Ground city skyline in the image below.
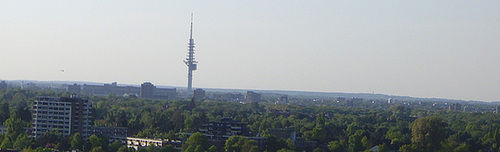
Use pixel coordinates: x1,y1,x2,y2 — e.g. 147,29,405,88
1,1,499,101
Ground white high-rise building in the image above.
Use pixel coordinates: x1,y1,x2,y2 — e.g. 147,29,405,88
32,96,92,138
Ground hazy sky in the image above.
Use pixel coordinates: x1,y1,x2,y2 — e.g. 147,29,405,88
1,1,499,101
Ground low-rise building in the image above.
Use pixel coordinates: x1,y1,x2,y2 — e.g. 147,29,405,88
199,117,250,140
91,127,128,137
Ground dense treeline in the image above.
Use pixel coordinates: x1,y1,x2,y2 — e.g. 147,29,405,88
1,89,500,151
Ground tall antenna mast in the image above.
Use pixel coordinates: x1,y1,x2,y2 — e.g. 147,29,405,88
184,13,197,95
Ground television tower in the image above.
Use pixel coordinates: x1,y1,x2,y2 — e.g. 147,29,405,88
184,14,197,94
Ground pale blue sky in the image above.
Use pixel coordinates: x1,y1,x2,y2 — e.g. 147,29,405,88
1,1,499,101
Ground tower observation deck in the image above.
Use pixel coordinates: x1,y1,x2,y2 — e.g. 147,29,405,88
184,14,197,95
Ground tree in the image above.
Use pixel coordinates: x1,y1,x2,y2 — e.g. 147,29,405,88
349,130,366,152
277,148,294,152
328,140,344,152
146,145,160,152
377,144,389,152
32,147,53,152
399,144,419,152
171,111,184,129
90,146,105,152
265,135,285,152
89,135,107,151
241,139,258,152
0,102,10,123
118,146,132,152
411,116,447,151
3,117,25,140
361,136,371,149
70,133,84,150
207,145,218,152
225,136,245,152
13,105,32,122
182,132,209,152
225,135,258,152
13,134,31,150
0,137,12,149
36,129,61,148
108,140,124,152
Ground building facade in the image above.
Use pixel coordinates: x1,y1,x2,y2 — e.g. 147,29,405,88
246,91,261,103
32,96,92,138
193,88,205,101
140,82,155,98
67,84,81,94
199,117,250,140
153,88,177,99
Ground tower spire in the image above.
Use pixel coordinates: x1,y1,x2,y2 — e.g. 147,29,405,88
184,13,197,96
190,13,193,39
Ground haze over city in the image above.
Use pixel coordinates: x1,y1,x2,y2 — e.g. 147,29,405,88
1,1,499,101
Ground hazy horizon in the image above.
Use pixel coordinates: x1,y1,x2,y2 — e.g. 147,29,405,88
1,1,499,101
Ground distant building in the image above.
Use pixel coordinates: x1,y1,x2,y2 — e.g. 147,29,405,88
335,97,346,102
199,117,250,140
246,91,261,102
67,84,81,94
449,103,462,111
139,82,177,99
268,128,295,140
0,81,7,90
193,88,205,100
388,98,395,104
351,97,363,102
496,106,500,114
81,82,141,96
32,96,93,138
140,82,155,98
153,88,177,99
215,93,244,102
109,136,182,150
91,127,128,137
0,125,7,134
277,95,288,104
464,106,470,112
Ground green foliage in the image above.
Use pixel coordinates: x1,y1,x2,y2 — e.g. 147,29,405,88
265,135,285,152
108,141,124,152
349,130,366,152
241,139,258,152
13,133,31,150
89,135,107,151
4,117,26,140
2,89,500,151
70,133,84,150
328,140,345,152
313,147,325,152
207,145,218,152
0,102,10,124
0,137,13,149
277,148,294,152
225,136,245,152
32,147,54,152
399,144,419,152
225,135,259,152
411,116,448,151
90,146,105,152
377,144,389,152
183,132,209,152
118,146,133,152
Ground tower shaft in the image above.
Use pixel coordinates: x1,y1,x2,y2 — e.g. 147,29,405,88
184,14,197,94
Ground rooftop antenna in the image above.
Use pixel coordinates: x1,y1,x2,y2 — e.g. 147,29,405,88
184,13,197,95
